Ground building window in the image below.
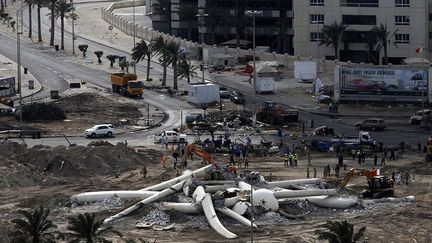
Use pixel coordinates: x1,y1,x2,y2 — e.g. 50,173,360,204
341,0,378,7
310,14,324,24
395,34,409,43
342,15,376,25
395,0,409,7
310,0,324,6
395,16,410,25
310,32,323,42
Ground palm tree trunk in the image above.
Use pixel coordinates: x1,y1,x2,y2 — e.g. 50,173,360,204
37,5,42,42
334,43,339,60
383,44,388,65
0,0,4,13
60,14,64,50
3,0,6,8
146,54,151,81
162,65,167,86
28,4,32,38
187,20,192,40
173,61,178,90
49,3,55,46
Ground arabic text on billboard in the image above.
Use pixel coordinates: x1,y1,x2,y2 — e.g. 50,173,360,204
340,68,428,96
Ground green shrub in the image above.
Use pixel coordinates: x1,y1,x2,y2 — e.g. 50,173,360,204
20,103,66,121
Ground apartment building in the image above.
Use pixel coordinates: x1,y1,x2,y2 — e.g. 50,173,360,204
148,0,294,54
293,0,429,64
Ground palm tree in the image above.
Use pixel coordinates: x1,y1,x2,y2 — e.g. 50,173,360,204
94,51,103,63
150,36,169,86
315,220,366,243
55,0,73,50
33,0,46,42
365,31,378,64
178,5,197,41
48,0,59,46
9,206,57,243
151,0,171,35
320,21,348,60
177,58,197,83
164,41,181,90
65,213,122,243
24,0,33,38
131,40,152,81
78,44,88,57
371,23,392,65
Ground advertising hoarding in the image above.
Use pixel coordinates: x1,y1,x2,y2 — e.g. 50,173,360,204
340,67,428,97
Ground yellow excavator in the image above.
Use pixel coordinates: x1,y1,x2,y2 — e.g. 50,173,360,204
338,168,394,199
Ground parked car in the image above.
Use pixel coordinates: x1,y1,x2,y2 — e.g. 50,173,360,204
186,113,204,126
230,90,245,104
355,118,386,131
309,140,332,152
154,130,187,143
85,124,115,138
219,87,230,99
409,109,431,125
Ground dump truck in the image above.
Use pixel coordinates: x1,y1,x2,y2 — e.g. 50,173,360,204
111,73,143,97
256,101,299,125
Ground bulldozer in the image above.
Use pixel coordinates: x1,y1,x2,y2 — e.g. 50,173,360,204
338,168,394,199
256,101,298,125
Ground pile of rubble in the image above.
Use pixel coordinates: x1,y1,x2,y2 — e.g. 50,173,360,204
206,110,253,127
0,141,162,188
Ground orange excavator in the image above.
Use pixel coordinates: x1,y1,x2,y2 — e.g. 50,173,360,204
338,168,394,199
179,143,215,170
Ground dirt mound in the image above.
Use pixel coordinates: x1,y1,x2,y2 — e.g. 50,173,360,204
56,93,142,125
0,142,162,189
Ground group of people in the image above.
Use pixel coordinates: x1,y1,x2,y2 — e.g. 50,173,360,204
322,164,342,178
392,170,412,185
228,142,250,168
283,152,298,167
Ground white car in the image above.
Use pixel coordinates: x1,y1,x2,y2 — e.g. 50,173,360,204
85,124,115,138
409,109,431,125
154,130,187,143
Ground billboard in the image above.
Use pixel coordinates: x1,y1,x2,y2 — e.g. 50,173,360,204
340,67,428,97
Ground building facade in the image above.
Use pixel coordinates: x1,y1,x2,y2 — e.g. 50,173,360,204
293,0,429,64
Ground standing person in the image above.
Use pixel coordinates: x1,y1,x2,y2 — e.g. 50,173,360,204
244,155,249,168
383,146,388,158
404,171,410,185
284,154,289,167
326,164,331,177
164,136,169,149
338,153,344,166
381,155,386,165
313,167,317,178
307,150,311,166
293,153,298,166
306,167,310,178
230,153,235,166
396,171,402,185
379,142,384,152
374,154,378,166
357,151,362,165
392,170,395,182
323,166,327,178
390,149,396,160
289,153,293,166
310,119,314,129
302,123,305,134
335,164,340,178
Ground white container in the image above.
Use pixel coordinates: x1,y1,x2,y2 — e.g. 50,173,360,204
294,61,317,81
255,77,275,94
187,83,220,106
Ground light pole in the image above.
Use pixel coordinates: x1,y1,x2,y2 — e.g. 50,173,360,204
196,10,208,82
16,9,23,136
312,20,321,74
132,0,136,74
71,0,75,54
246,10,262,128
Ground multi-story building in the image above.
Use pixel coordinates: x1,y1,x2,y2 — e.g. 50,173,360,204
148,0,295,54
148,0,431,63
293,0,429,64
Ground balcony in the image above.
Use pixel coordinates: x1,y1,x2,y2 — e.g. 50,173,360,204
340,0,379,7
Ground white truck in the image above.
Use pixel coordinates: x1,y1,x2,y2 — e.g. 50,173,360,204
294,61,317,82
154,130,188,143
331,131,376,146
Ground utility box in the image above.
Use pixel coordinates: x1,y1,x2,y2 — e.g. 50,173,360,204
187,83,220,106
294,61,317,81
255,77,275,94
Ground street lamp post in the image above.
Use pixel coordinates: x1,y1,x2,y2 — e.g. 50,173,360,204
16,9,23,136
132,0,136,74
196,10,208,82
246,10,262,128
71,0,75,54
312,20,321,74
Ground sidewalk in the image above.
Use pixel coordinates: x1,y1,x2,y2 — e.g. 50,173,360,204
0,53,43,103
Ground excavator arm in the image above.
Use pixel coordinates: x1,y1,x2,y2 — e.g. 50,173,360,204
180,143,215,171
338,168,374,189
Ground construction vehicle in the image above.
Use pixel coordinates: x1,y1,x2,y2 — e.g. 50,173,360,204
110,73,143,97
339,168,394,199
256,101,298,125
